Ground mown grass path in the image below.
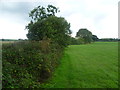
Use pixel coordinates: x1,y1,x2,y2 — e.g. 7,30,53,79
43,42,118,88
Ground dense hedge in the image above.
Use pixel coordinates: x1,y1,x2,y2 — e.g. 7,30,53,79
2,39,64,88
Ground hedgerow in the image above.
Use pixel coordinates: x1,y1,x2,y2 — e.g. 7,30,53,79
2,39,64,88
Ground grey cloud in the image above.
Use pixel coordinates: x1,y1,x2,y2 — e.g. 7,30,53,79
0,2,34,22
0,2,54,22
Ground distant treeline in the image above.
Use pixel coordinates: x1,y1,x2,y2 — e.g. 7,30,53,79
98,38,120,42
0,39,27,41
1,38,119,42
69,37,119,45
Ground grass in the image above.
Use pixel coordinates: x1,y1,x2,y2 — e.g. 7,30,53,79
42,42,118,88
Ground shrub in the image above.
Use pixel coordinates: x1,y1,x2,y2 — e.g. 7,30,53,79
2,40,64,88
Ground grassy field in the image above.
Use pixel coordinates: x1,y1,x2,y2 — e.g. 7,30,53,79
42,42,118,88
0,41,16,44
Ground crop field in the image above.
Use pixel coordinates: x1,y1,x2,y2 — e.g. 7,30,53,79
42,42,118,88
0,41,16,44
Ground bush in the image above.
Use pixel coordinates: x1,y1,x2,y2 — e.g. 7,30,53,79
2,40,64,88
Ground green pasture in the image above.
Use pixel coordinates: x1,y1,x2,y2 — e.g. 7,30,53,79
42,42,118,88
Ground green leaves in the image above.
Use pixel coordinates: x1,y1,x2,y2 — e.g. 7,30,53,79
28,5,59,23
27,15,71,47
76,28,93,44
26,5,71,48
2,41,64,88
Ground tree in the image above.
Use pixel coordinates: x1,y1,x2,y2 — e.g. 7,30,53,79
26,5,71,47
92,35,99,41
18,39,23,41
29,5,60,22
76,28,93,44
2,39,5,41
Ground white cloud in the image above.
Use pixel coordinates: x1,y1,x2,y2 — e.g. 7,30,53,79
57,0,119,38
0,0,119,39
0,17,28,39
66,13,100,37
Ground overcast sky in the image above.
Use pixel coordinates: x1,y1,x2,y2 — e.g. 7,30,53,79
0,0,119,39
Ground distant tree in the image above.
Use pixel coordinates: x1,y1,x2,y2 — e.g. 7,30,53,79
2,39,5,41
68,36,79,45
18,39,23,41
76,28,93,44
99,38,119,42
24,39,28,41
26,5,71,47
92,35,99,41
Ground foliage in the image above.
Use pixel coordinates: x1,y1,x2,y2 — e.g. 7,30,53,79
0,39,18,41
26,16,71,47
26,5,71,47
2,4,71,88
68,36,82,45
69,37,78,45
29,5,60,22
77,37,85,44
2,41,63,88
92,35,99,41
99,38,119,42
68,36,91,45
76,28,93,44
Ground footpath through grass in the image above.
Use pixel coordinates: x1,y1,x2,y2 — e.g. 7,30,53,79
42,42,118,88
